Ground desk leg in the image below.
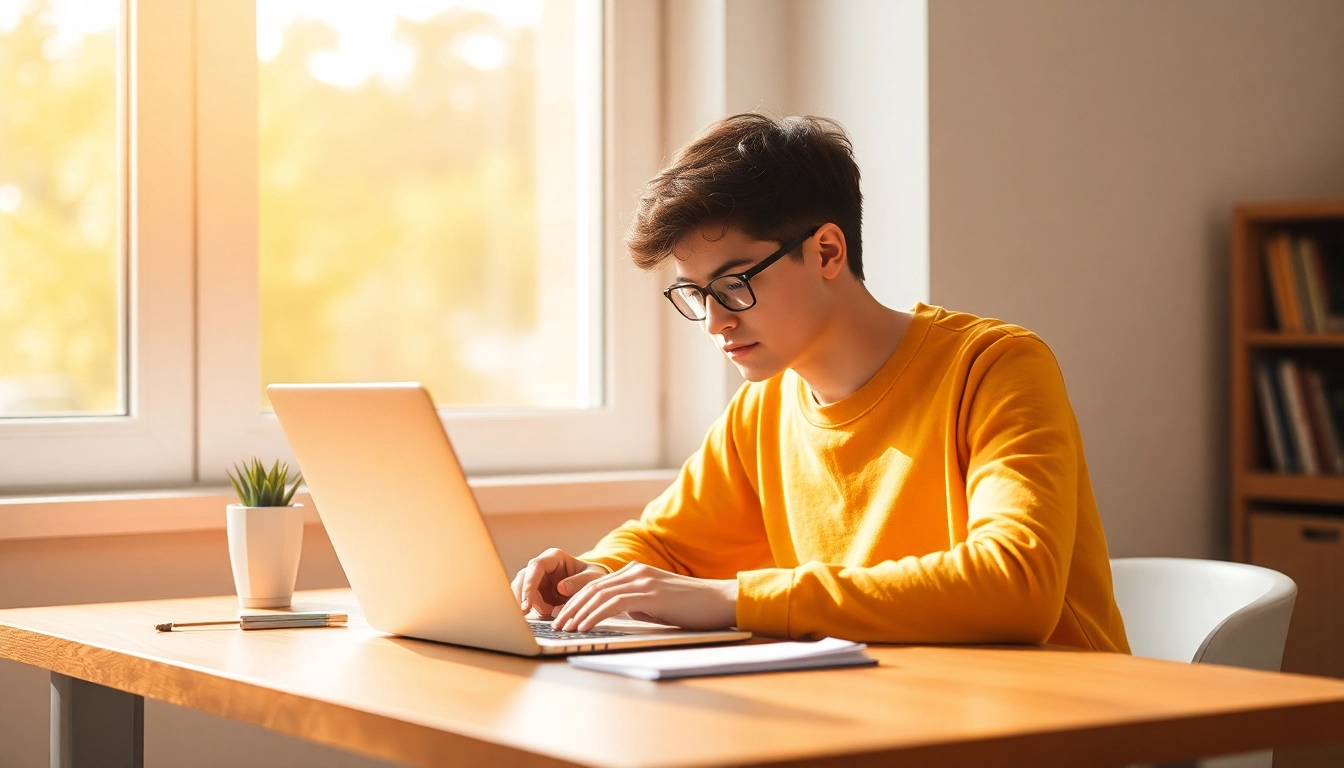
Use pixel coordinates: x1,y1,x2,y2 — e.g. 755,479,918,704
50,673,144,768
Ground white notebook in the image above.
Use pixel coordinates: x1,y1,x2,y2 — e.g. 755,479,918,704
567,637,876,680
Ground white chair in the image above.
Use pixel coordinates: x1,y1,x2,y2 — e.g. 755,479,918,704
1111,557,1298,768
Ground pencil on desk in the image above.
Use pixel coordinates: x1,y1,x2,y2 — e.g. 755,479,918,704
156,612,348,632
156,619,239,632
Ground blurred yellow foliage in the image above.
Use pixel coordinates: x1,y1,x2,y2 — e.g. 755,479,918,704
260,8,562,408
0,5,120,415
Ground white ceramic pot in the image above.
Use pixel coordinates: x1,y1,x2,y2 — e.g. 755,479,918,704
226,503,305,608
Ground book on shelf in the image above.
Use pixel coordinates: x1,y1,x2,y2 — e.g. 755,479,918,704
1255,356,1344,475
1255,358,1291,473
1300,238,1330,332
1277,359,1319,474
1329,378,1344,465
1290,235,1317,330
1263,232,1344,333
1266,234,1302,332
1304,368,1344,474
1313,236,1344,333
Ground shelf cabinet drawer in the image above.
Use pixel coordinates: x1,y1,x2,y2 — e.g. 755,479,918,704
1249,512,1344,768
1248,511,1344,679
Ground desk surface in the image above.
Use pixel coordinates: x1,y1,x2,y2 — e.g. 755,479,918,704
2,589,1344,768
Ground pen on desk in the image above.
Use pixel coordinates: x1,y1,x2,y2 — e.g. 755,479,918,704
155,611,349,632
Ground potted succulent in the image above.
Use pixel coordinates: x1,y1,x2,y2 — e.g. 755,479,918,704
226,459,305,608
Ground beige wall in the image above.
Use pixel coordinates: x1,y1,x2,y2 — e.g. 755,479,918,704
789,0,929,313
928,0,1344,559
0,509,637,768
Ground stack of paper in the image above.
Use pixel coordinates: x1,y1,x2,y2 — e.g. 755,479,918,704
567,637,876,680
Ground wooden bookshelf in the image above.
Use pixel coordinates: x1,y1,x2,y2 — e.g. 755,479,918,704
1231,200,1344,560
1231,203,1344,767
1246,332,1344,349
1241,471,1344,504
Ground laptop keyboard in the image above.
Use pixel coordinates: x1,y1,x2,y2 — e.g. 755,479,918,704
528,621,630,641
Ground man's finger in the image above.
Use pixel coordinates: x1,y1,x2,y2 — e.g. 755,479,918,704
554,563,633,624
557,569,601,597
519,562,555,616
558,576,578,596
552,573,605,626
573,591,644,633
559,583,611,630
511,571,528,613
559,579,629,631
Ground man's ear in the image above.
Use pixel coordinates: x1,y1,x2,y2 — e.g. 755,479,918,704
815,223,847,280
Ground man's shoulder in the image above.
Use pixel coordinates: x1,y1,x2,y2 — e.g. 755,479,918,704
924,304,1039,344
916,304,1062,378
917,306,1073,401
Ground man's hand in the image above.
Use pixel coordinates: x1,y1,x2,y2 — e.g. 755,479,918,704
552,562,738,633
511,548,608,618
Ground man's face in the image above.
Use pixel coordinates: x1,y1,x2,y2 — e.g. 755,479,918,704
670,225,830,382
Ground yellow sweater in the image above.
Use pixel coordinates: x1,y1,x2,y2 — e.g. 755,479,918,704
582,303,1130,652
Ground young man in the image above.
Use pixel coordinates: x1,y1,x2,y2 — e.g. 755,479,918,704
511,113,1129,652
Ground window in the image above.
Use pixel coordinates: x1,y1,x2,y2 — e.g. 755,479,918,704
0,0,662,491
0,0,194,491
0,0,121,418
256,2,602,410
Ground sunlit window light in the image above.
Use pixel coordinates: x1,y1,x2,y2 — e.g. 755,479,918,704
256,0,542,82
38,0,117,60
0,0,121,416
0,184,22,214
453,32,506,71
257,0,599,409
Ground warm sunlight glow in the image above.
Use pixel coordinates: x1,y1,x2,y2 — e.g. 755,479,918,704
0,0,120,417
454,32,507,71
258,0,598,409
0,184,21,213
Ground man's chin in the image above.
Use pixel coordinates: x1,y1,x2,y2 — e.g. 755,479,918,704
732,359,786,383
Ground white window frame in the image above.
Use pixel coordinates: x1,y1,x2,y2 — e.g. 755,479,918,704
0,0,194,492
0,0,665,492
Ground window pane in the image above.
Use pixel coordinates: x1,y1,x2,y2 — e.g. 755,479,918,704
259,0,601,410
0,0,122,417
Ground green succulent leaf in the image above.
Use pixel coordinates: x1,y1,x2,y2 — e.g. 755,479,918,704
227,457,302,507
281,474,303,506
226,467,248,506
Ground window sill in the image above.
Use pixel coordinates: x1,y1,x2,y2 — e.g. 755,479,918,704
0,469,676,542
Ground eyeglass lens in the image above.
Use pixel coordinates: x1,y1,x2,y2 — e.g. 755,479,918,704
667,286,708,319
668,276,755,321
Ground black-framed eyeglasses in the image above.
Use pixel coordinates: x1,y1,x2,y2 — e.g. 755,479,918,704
663,226,821,321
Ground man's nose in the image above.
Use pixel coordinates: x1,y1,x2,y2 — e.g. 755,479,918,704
703,296,737,336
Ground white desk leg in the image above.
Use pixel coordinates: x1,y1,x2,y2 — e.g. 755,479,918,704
50,673,144,768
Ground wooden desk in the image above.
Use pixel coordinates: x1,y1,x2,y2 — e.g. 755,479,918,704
3,589,1344,768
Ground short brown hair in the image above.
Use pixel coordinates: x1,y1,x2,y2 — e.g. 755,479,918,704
627,113,864,279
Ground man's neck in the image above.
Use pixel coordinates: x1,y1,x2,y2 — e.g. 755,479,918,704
793,289,913,406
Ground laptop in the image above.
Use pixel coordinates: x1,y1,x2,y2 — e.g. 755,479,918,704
267,383,751,656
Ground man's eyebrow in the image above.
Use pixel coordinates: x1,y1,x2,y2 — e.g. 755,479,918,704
673,257,755,286
709,258,756,279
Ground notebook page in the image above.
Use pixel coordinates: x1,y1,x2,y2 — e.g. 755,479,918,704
568,637,874,679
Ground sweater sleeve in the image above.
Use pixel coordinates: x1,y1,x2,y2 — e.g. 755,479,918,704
579,393,774,580
736,336,1080,643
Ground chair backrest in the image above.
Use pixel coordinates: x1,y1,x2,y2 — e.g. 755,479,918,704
1110,557,1297,671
